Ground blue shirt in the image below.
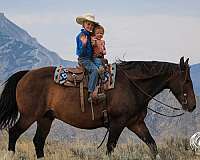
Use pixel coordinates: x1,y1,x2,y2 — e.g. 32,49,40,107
76,29,93,58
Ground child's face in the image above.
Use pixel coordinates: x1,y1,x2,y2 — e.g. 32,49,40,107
94,28,104,40
83,21,94,32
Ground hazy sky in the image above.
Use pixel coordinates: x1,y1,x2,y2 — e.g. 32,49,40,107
1,0,200,64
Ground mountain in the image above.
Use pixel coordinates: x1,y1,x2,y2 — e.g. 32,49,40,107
191,63,200,95
0,13,75,80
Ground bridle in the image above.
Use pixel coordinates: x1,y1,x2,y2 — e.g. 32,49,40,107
169,63,190,108
180,65,190,106
119,64,191,117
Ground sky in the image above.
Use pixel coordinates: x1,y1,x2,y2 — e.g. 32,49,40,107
1,0,200,64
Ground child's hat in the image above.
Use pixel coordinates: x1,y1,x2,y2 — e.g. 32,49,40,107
76,13,99,25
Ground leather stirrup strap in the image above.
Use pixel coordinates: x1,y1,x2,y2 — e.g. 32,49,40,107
80,81,84,112
90,99,95,120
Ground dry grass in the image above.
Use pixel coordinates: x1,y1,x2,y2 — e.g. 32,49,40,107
0,133,200,160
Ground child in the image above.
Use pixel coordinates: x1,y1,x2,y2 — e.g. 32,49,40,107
92,25,106,59
75,13,105,102
92,25,107,80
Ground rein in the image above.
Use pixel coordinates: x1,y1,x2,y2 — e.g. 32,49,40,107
119,67,185,117
147,107,184,117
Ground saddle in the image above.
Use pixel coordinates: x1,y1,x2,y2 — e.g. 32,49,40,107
65,67,84,85
54,65,85,86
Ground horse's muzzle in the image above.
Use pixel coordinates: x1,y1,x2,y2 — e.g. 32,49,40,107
187,105,196,112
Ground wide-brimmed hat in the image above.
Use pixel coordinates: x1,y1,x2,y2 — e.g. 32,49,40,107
76,13,99,25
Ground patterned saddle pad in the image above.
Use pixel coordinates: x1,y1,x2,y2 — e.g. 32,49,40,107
54,63,116,89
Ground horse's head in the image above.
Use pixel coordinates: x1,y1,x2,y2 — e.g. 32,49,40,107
168,57,196,112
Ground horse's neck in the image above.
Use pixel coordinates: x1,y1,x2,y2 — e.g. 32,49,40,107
126,68,173,101
137,75,168,98
120,61,178,102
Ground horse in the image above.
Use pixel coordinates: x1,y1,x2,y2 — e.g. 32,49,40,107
0,57,196,160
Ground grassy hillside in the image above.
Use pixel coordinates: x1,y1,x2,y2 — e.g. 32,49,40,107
0,133,200,160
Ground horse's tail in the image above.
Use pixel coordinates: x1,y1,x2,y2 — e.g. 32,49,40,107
0,70,29,130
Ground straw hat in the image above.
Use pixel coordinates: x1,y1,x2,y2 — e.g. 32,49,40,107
76,13,99,25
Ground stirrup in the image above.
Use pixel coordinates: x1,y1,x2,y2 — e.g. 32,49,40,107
88,93,106,103
102,110,109,128
97,93,106,101
88,96,92,103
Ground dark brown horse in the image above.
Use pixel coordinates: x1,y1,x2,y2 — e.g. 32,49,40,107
0,57,196,160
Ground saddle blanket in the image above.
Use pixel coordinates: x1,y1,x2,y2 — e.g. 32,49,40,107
54,63,116,89
54,66,69,84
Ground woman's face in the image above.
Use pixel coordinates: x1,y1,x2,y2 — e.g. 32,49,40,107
83,21,94,32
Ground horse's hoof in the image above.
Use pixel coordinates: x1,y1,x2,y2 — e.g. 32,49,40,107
155,154,161,160
106,150,111,156
2,151,15,160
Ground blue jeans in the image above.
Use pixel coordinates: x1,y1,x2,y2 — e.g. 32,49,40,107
93,58,103,68
78,57,99,93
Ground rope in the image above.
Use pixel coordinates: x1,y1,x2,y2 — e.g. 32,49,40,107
97,129,109,149
147,107,184,117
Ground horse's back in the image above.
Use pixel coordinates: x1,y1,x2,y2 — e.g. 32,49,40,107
16,67,55,116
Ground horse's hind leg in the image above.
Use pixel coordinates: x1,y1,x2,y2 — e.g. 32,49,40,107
5,116,35,159
128,120,161,160
33,111,54,159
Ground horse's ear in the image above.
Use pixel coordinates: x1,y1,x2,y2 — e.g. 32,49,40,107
185,58,189,65
180,57,184,70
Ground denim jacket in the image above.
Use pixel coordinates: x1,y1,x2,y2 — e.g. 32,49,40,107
76,29,93,58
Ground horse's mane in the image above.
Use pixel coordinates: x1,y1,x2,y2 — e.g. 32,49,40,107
117,60,178,79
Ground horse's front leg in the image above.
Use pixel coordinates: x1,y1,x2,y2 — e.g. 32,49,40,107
106,119,125,156
128,120,161,160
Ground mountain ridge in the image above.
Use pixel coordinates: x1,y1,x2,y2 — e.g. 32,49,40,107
0,13,76,80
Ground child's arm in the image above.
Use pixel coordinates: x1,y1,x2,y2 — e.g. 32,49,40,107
80,33,87,47
91,36,96,46
76,33,88,57
102,40,106,55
